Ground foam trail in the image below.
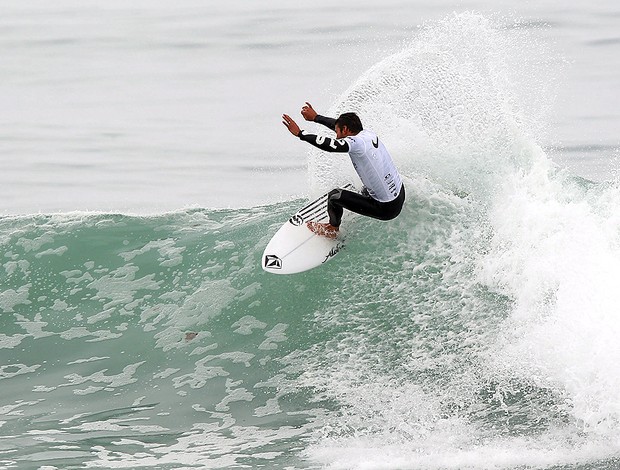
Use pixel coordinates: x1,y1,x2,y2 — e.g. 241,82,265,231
483,156,620,437
301,12,620,469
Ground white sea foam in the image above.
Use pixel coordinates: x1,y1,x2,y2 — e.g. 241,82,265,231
304,11,620,469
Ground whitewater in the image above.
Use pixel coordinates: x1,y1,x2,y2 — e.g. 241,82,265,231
2,4,620,470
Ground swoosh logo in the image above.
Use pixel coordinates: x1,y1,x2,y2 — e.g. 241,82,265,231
372,136,379,148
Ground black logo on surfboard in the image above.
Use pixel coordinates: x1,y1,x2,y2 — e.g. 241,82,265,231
264,255,282,269
322,243,344,264
289,214,303,226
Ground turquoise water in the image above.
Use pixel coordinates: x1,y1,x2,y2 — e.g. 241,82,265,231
3,168,620,468
2,5,620,470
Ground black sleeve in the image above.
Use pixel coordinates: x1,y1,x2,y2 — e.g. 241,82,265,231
314,115,337,131
298,131,349,152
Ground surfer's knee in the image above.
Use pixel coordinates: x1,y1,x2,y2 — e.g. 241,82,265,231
328,189,342,201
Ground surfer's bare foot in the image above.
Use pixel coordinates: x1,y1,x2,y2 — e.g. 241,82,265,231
307,221,339,239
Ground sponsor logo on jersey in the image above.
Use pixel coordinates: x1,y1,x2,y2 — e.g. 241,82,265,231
316,135,342,150
372,136,379,148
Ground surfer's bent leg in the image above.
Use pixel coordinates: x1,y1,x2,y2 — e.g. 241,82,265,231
327,189,346,227
327,186,405,227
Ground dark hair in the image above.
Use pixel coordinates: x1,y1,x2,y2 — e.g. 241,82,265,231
335,113,363,133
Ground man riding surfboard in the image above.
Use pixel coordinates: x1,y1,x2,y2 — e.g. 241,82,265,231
282,102,405,238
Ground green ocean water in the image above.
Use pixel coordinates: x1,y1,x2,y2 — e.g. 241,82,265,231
2,171,620,469
0,197,438,468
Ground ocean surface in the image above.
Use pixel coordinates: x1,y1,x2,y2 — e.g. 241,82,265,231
2,1,620,469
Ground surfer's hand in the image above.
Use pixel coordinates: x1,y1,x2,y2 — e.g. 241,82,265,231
301,102,317,121
282,114,301,136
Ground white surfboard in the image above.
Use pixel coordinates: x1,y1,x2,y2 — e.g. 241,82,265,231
262,185,353,275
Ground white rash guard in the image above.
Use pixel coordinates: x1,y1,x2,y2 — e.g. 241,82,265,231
298,127,403,203
343,130,402,202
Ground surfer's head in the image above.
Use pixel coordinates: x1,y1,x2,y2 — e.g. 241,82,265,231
335,113,363,138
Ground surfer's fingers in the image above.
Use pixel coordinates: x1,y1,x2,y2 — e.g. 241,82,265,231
301,103,317,121
282,115,299,135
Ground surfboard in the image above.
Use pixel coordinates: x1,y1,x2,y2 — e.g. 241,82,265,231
262,185,353,275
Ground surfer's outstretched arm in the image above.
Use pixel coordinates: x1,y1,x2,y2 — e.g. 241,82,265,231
314,115,337,130
301,102,336,130
298,131,349,152
282,114,349,153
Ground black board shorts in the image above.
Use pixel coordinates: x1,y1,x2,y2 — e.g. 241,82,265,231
327,185,405,227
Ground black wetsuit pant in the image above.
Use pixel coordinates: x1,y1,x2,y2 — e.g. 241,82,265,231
327,185,405,227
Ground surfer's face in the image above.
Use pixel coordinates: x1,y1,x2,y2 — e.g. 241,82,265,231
335,124,348,139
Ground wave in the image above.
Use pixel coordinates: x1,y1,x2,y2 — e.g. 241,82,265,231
2,11,620,470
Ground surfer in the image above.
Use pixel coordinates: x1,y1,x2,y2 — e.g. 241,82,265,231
282,102,405,239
